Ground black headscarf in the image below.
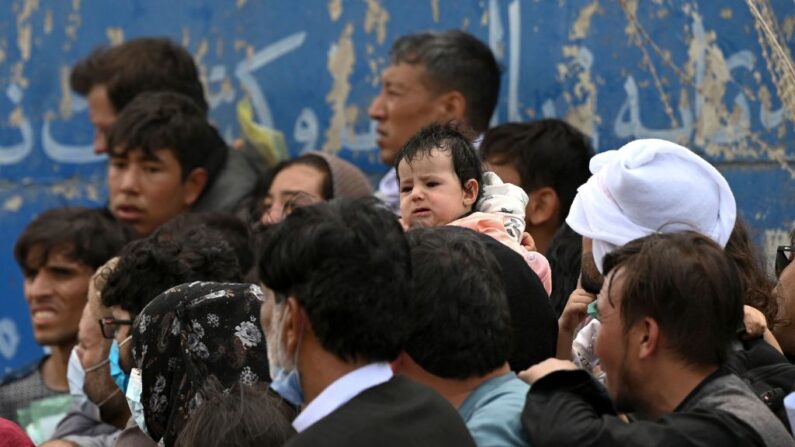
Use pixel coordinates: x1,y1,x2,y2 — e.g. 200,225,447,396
131,281,270,446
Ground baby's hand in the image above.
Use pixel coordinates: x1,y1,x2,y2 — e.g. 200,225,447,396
477,172,529,242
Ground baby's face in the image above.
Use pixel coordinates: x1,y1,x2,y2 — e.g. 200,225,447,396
398,149,476,228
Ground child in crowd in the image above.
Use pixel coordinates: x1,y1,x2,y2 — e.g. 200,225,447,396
395,123,551,294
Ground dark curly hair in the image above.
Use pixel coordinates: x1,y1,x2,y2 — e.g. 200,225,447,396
102,220,243,316
258,198,411,363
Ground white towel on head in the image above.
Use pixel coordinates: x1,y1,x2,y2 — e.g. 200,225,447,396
566,138,736,273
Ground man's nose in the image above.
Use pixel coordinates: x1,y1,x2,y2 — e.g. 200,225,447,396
261,203,284,225
119,168,140,193
94,130,108,155
26,273,52,301
368,92,386,120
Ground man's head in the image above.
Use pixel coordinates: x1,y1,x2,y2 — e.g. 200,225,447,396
106,91,227,235
369,30,500,165
101,221,243,372
481,120,594,252
395,124,482,228
14,208,131,349
595,232,743,414
566,138,737,287
258,198,411,379
398,226,512,381
70,37,207,154
774,229,795,357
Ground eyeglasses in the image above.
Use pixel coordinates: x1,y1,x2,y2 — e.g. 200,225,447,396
98,317,133,339
776,245,795,277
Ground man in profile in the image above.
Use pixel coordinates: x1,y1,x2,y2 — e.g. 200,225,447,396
369,30,500,213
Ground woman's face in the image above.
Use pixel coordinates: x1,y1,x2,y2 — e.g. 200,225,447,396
261,164,326,225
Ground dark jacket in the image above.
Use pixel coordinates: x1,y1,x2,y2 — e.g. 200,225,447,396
286,376,475,447
522,368,795,447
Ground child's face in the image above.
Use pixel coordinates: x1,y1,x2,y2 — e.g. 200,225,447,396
398,149,478,228
108,147,205,235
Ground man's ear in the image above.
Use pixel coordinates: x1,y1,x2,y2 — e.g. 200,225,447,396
182,168,208,208
527,187,560,227
463,178,479,207
437,90,467,122
283,297,304,357
637,317,660,360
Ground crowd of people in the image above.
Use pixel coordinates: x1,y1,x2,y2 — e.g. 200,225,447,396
1,27,794,447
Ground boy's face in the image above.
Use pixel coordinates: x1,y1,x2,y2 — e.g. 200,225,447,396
398,149,477,228
108,147,205,236
23,245,93,349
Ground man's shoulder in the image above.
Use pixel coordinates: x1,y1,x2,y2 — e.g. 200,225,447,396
461,374,530,447
288,376,475,447
0,358,44,387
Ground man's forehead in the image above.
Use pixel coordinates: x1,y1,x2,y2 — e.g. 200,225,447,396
110,147,172,162
24,244,82,269
383,63,428,85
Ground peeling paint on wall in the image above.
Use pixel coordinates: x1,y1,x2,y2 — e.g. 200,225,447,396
570,0,600,40
783,15,795,40
3,195,22,212
561,45,600,143
328,0,342,22
323,23,355,152
431,0,440,23
765,228,791,273
720,8,733,20
43,8,52,34
364,0,390,45
106,27,124,45
59,65,72,119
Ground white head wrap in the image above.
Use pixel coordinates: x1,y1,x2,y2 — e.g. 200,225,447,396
566,138,736,273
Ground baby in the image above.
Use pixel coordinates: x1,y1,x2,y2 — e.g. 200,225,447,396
395,124,552,295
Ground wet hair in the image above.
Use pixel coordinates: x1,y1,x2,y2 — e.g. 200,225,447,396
258,198,411,363
14,207,133,273
405,226,512,379
480,119,594,222
390,30,500,133
102,221,242,316
724,217,778,326
174,384,295,447
394,123,484,204
106,91,227,194
70,37,208,115
602,231,743,367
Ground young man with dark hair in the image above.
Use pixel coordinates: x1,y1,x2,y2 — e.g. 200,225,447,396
369,30,500,213
258,198,475,446
521,232,795,446
396,226,539,446
71,37,261,213
1,208,131,424
106,91,227,236
480,119,595,315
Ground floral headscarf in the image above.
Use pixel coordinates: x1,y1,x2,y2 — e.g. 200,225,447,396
131,281,269,446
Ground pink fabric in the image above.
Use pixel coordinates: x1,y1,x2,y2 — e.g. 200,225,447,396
0,418,34,447
449,212,552,296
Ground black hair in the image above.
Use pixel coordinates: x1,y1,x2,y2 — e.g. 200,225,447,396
14,207,133,273
390,30,500,133
102,221,242,316
602,231,743,367
250,154,333,223
70,37,208,115
106,91,227,194
480,119,594,222
394,123,484,204
258,198,411,363
404,226,512,379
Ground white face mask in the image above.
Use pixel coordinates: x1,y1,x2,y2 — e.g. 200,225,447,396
67,348,88,406
126,368,150,437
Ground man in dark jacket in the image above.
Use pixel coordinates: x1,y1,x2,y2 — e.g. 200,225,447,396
520,232,794,447
259,198,475,447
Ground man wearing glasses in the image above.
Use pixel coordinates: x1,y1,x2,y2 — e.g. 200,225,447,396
1,208,130,428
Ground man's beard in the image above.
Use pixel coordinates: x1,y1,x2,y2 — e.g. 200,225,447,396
580,250,604,294
611,337,642,414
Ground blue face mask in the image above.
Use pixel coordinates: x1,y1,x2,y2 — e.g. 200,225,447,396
109,336,132,392
269,367,303,406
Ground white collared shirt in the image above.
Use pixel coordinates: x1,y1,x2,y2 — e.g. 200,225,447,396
292,362,393,433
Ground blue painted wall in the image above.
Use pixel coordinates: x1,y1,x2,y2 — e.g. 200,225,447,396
1,0,793,373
